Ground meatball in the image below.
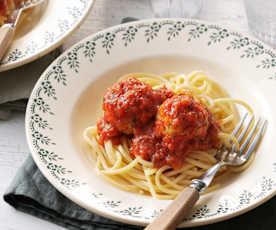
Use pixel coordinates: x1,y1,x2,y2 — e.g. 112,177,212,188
155,94,210,140
189,115,221,151
103,78,158,134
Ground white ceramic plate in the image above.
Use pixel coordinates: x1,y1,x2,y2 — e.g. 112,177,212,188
26,19,276,227
0,0,94,72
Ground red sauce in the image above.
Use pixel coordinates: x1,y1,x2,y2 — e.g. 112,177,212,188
0,2,7,17
98,78,221,169
97,117,122,146
130,122,158,161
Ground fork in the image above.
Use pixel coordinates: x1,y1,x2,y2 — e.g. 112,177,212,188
0,0,47,61
145,113,267,230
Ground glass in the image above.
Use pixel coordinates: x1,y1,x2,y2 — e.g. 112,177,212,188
244,0,276,46
150,0,202,18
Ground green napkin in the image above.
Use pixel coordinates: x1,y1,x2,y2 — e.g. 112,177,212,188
4,156,140,230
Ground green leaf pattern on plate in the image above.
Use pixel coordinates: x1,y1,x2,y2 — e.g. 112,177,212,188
102,32,116,54
122,26,138,46
167,21,185,41
239,190,254,205
7,49,24,62
41,81,57,100
187,24,207,42
119,207,143,217
67,49,80,73
84,41,96,62
145,22,162,42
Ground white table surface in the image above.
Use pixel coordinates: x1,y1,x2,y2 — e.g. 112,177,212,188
0,0,252,229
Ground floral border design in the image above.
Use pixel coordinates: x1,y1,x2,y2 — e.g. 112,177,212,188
0,0,92,68
27,19,276,223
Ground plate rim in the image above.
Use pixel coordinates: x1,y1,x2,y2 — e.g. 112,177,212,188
0,0,95,72
25,18,276,227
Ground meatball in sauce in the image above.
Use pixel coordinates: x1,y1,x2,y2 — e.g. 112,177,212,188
103,78,165,134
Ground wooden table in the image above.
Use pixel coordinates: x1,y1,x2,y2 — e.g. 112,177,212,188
0,0,250,229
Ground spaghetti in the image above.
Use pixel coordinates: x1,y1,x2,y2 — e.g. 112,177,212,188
83,71,253,199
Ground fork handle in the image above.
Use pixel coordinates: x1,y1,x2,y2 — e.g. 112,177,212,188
0,24,15,61
144,187,200,230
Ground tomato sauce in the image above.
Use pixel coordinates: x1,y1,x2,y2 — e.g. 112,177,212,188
97,117,122,146
0,2,7,17
98,78,221,169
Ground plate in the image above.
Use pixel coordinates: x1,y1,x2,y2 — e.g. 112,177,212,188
0,0,94,72
25,19,276,227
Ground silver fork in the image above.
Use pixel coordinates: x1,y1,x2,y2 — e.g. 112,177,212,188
0,0,47,61
145,113,267,230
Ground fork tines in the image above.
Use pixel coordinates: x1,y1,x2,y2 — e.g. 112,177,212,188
230,113,267,160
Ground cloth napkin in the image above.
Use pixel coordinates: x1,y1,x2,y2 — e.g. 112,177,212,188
4,155,140,230
3,17,276,230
